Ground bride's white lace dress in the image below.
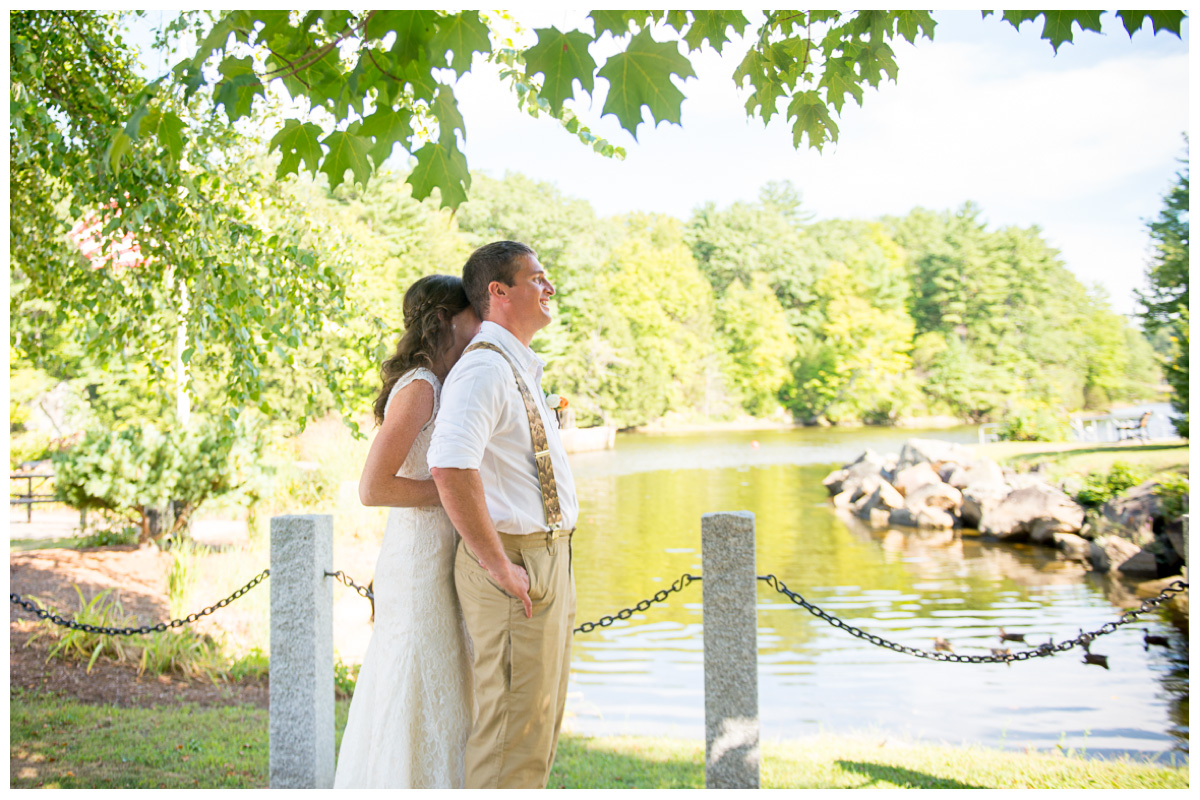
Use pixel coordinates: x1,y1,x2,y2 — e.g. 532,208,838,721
333,367,473,788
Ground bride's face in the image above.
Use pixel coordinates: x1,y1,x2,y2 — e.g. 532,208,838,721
445,306,481,367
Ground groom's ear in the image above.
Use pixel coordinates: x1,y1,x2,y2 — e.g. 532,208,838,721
487,280,508,305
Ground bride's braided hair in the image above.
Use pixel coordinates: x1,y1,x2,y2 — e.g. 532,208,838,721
372,274,470,425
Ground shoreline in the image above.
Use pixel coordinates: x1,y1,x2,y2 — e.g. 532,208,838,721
627,414,968,435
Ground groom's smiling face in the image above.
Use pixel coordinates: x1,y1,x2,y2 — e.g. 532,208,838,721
504,254,555,330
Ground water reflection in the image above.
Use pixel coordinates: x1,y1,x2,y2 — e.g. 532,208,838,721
566,433,1188,760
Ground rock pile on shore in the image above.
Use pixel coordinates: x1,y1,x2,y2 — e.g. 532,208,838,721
824,438,1187,582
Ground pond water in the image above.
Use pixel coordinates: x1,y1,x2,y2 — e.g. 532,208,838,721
562,426,1189,762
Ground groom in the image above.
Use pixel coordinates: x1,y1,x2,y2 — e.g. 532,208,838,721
428,241,579,789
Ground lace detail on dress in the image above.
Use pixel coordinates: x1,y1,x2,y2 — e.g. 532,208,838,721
333,365,473,789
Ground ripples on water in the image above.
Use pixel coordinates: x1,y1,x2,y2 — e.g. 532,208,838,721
563,428,1189,762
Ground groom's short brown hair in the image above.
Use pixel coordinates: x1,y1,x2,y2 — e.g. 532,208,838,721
462,240,536,319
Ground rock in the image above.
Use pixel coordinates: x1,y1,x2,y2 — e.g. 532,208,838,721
1089,535,1143,573
947,458,1006,490
896,438,976,471
916,507,955,529
961,483,1011,528
849,474,883,503
889,508,919,528
832,490,854,508
980,483,1085,542
1006,473,1045,491
1098,481,1161,548
1053,532,1092,561
1115,548,1161,579
822,468,848,495
936,462,959,483
855,481,906,521
893,462,942,497
906,482,964,515
840,457,888,502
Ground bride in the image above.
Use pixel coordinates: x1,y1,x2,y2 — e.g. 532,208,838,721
333,274,481,788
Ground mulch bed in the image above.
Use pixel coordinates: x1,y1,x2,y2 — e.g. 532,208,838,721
10,546,268,710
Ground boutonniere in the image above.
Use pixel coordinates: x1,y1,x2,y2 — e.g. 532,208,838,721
546,394,569,427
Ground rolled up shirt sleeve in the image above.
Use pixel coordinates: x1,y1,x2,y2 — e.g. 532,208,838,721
428,354,507,470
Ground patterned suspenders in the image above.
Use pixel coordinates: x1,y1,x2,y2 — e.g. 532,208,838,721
463,342,565,532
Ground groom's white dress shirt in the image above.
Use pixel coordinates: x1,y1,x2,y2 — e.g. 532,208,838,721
427,321,579,535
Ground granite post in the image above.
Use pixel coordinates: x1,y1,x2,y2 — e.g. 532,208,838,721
269,514,335,789
701,511,760,789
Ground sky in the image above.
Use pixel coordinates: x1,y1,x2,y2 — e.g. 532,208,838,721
125,10,1189,317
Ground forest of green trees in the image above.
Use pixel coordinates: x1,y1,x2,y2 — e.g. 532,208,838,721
19,163,1162,437
373,170,1163,429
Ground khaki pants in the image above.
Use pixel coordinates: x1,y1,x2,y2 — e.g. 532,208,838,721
455,531,576,789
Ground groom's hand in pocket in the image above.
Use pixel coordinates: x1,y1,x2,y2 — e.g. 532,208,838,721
489,561,532,618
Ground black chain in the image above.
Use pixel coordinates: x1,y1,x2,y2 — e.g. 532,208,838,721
574,573,700,634
325,570,374,600
9,568,271,636
759,574,1189,664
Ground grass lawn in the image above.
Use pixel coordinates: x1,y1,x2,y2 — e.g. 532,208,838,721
9,689,1188,789
979,441,1188,480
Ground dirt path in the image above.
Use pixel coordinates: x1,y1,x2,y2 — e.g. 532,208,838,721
10,546,268,709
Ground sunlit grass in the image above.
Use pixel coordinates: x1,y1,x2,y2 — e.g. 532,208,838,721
981,441,1188,480
9,691,1188,789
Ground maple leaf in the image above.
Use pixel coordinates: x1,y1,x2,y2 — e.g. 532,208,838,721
429,11,492,77
432,84,466,145
359,108,413,166
1115,10,1186,38
819,57,864,114
407,139,470,209
589,11,663,39
524,28,597,114
404,53,438,104
894,11,936,44
858,38,898,88
1038,11,1104,53
597,29,696,138
683,11,751,54
368,10,438,63
787,90,838,151
663,10,690,34
734,48,788,124
270,120,325,179
319,130,372,190
213,56,265,122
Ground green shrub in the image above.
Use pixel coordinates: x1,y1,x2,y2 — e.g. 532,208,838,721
30,585,230,681
1075,461,1150,508
996,407,1071,442
53,423,259,543
1153,472,1190,521
29,587,142,672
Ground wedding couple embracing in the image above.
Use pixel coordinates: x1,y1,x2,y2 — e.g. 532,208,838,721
333,241,579,789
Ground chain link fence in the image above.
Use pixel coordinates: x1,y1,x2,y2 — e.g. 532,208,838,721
10,567,1188,667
